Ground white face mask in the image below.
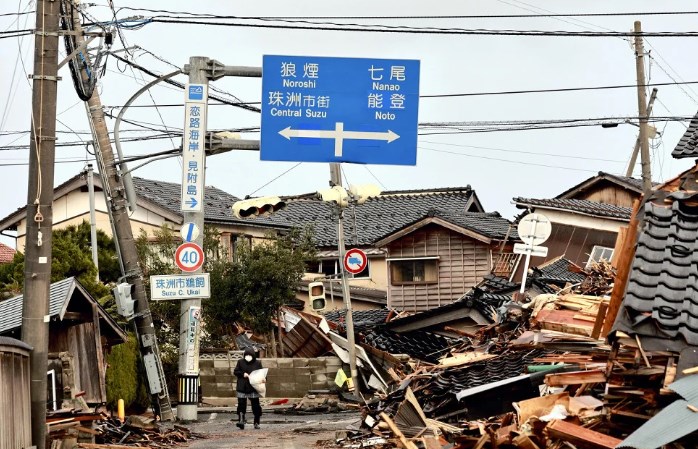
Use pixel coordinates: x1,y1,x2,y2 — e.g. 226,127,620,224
244,355,253,362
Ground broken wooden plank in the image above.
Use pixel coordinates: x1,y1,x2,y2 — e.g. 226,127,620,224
379,412,419,449
591,302,608,339
545,419,622,449
512,434,542,449
545,369,606,387
682,365,698,375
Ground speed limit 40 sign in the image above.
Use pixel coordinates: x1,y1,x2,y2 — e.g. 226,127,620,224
175,242,204,272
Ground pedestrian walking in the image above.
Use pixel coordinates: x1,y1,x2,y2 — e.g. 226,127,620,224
233,347,263,429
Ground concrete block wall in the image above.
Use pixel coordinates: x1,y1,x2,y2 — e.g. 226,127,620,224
199,352,343,404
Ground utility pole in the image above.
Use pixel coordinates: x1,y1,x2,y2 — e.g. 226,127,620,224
626,88,657,177
86,163,99,281
329,163,360,394
70,5,174,420
22,1,60,448
633,21,652,194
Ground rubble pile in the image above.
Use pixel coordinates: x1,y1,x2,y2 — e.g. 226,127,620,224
325,260,698,449
47,410,204,448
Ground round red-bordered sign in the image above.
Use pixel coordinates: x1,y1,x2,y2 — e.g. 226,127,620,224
175,242,205,272
344,248,368,275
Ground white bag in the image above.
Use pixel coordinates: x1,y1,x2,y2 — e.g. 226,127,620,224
249,368,268,397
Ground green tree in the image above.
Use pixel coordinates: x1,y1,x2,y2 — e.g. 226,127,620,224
105,332,149,411
203,227,316,345
0,221,119,300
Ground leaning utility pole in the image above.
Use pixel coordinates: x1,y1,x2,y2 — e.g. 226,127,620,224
329,163,360,394
70,5,174,420
22,1,60,447
633,21,652,194
626,88,658,177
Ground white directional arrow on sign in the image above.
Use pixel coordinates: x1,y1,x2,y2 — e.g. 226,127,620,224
279,122,400,157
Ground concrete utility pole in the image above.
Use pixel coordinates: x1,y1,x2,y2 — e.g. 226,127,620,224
329,163,360,394
177,57,209,422
626,88,658,177
22,1,60,447
70,6,174,420
633,21,653,194
176,58,262,421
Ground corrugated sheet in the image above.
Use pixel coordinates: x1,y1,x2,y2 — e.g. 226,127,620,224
0,277,75,334
617,399,698,449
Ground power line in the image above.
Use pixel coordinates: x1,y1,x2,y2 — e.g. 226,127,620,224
114,7,698,20
419,140,627,163
144,18,698,38
420,146,600,173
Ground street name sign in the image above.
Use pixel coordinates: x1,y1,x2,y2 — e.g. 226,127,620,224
344,248,368,275
175,242,205,272
181,83,208,212
513,243,549,258
261,55,420,165
150,273,210,300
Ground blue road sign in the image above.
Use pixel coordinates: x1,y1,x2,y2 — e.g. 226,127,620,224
261,55,420,165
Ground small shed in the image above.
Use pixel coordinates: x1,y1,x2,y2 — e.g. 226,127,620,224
0,277,127,405
0,336,31,449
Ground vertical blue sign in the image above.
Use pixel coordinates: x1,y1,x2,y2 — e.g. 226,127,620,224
261,55,420,165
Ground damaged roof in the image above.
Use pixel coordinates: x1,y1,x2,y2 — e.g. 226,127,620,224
322,308,393,331
361,328,458,364
672,114,698,159
618,194,698,345
533,256,587,285
513,197,632,220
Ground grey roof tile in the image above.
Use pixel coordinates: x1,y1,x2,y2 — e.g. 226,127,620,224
513,197,632,220
275,189,515,247
132,177,290,229
0,277,75,334
623,197,698,345
533,257,587,284
672,114,698,159
322,308,392,331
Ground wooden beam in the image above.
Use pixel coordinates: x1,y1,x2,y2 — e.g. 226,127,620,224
611,226,627,268
545,419,622,449
545,369,606,387
601,199,642,338
380,412,419,449
591,302,608,339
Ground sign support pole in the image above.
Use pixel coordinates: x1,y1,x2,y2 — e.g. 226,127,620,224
177,56,209,421
330,163,360,395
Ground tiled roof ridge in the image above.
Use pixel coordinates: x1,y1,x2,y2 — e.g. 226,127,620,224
381,185,472,195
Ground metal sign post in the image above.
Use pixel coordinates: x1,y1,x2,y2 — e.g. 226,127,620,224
515,213,552,294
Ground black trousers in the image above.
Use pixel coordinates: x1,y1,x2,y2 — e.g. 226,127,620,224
237,397,262,420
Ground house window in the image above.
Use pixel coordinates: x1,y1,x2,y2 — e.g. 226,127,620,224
390,258,438,285
306,259,371,279
586,245,614,268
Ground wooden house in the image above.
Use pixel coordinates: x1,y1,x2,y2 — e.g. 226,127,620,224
512,172,650,273
0,277,126,405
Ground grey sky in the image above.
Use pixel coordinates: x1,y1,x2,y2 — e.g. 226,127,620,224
1,0,697,248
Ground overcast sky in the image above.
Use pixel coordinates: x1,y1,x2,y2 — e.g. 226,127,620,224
2,0,698,247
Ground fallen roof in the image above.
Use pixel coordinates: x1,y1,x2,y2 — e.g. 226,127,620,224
618,194,698,346
513,197,632,220
533,256,587,285
361,328,458,364
322,308,393,331
672,113,698,159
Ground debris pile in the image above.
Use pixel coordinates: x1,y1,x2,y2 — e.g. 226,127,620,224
47,410,204,448
325,259,698,449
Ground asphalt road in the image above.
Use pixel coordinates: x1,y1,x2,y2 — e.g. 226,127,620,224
181,411,361,449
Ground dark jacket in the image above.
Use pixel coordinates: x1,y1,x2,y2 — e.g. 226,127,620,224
233,347,263,394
